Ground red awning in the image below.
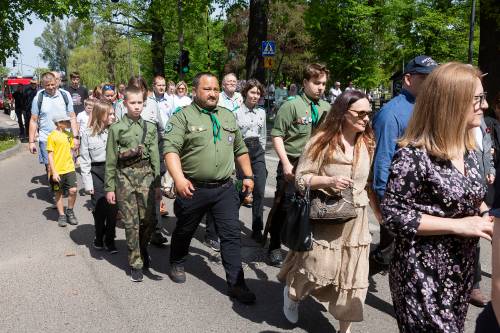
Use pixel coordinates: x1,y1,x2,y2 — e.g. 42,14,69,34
6,78,32,86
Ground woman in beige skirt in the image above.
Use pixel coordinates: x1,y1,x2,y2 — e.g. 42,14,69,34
277,90,382,333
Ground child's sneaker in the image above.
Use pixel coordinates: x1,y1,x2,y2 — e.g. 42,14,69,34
58,215,67,227
66,208,78,225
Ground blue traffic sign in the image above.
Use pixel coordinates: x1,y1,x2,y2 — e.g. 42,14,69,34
261,41,276,57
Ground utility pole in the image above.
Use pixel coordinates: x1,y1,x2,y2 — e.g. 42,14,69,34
177,0,185,80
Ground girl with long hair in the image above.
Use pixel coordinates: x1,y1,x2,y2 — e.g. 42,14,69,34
79,100,118,252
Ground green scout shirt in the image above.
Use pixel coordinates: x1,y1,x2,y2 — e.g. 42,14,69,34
271,93,330,159
162,103,248,181
104,114,161,191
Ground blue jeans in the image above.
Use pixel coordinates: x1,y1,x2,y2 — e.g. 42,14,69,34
38,141,49,165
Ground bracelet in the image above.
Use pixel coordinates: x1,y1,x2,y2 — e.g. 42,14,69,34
29,141,35,143
480,210,489,217
243,175,254,180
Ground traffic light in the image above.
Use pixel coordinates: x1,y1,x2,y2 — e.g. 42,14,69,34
180,50,190,74
12,60,16,67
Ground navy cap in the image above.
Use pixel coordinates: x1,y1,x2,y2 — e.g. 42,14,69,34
403,55,438,75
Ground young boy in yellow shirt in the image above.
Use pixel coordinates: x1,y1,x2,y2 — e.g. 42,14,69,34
47,115,79,227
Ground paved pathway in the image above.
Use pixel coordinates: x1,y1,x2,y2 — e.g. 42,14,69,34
0,112,490,332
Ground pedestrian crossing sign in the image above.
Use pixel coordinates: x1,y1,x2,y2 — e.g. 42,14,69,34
261,41,276,57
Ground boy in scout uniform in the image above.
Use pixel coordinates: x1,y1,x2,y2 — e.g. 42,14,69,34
105,86,161,282
268,63,331,267
163,72,256,304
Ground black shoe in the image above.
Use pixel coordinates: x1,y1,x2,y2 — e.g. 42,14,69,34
150,231,168,246
168,264,186,283
268,249,284,267
105,242,118,254
251,230,265,243
130,268,143,282
65,208,79,225
228,284,256,305
93,238,104,250
204,237,221,252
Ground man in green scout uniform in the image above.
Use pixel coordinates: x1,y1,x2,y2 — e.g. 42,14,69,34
163,72,256,304
105,86,161,282
267,63,331,267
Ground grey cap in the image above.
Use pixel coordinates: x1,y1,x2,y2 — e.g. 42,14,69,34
53,114,71,123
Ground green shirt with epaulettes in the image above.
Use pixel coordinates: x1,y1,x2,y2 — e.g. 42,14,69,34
104,114,161,191
270,93,330,159
162,103,248,181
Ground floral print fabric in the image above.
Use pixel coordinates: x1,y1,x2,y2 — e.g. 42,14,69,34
381,146,486,333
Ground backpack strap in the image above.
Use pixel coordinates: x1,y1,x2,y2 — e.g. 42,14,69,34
37,89,70,113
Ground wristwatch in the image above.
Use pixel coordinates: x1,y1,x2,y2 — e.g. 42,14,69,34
243,175,254,180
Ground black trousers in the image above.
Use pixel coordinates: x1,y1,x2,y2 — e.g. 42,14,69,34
170,180,245,286
91,163,117,245
268,161,296,251
15,109,25,136
237,137,267,232
473,243,482,288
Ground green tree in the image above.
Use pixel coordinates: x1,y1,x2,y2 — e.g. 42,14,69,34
34,18,92,76
0,0,91,63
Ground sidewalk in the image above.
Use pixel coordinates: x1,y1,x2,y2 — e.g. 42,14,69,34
0,111,22,136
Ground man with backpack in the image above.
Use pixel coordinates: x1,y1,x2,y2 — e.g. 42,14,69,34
28,72,77,182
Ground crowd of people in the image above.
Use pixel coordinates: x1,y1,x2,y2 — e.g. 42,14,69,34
16,56,500,333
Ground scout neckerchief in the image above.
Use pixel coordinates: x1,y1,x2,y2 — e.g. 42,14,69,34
200,108,221,143
310,101,319,127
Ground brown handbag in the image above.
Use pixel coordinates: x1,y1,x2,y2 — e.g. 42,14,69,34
309,186,357,224
308,154,358,224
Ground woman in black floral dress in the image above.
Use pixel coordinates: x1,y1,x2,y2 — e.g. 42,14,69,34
381,62,493,333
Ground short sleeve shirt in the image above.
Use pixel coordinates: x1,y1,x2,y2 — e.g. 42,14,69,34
46,130,75,175
163,103,248,181
31,89,74,142
271,94,330,158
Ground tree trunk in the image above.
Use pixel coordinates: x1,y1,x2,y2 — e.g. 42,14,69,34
149,1,165,77
479,0,500,105
245,0,269,83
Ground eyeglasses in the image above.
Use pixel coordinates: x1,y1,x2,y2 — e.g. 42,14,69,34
348,109,372,119
474,92,487,105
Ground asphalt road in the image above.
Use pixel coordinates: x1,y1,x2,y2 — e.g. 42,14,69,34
0,115,492,333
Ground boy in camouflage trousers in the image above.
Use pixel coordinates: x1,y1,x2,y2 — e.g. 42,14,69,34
105,86,161,282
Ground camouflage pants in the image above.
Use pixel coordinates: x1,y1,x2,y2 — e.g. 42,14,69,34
116,165,156,269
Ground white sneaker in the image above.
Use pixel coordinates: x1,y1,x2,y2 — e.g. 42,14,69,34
283,285,299,324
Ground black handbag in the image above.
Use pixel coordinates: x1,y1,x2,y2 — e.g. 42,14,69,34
281,184,313,252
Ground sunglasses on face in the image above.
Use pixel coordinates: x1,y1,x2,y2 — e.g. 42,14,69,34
103,84,115,91
348,109,372,119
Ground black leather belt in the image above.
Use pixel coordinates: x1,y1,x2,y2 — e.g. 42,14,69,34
91,161,106,166
189,178,232,189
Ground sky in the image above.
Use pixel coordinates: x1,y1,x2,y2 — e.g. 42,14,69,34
7,15,48,77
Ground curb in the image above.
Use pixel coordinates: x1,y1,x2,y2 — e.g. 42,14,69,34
0,140,22,161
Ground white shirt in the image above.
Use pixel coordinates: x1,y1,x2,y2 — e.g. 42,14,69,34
173,95,192,109
76,112,90,133
218,91,243,112
79,127,108,192
474,126,484,151
234,103,267,150
153,93,175,130
330,88,342,102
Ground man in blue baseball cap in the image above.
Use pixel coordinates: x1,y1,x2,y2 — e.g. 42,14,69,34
370,55,437,269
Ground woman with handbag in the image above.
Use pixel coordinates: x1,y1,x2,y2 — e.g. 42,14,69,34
277,90,381,333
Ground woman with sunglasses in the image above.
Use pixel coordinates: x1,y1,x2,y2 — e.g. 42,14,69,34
278,90,380,333
173,81,192,109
